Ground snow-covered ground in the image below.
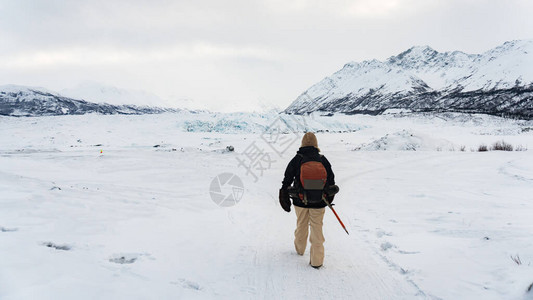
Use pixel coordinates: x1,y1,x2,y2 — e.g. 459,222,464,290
1,112,533,299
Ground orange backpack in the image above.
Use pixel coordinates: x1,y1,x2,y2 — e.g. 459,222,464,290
298,155,327,204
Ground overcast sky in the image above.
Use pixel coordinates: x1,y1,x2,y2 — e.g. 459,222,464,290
1,0,532,111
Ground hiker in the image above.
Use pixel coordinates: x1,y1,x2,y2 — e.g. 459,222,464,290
279,132,337,269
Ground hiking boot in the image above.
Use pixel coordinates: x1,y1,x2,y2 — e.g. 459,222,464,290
310,262,322,269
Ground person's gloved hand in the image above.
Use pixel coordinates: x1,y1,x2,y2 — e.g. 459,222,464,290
326,185,339,196
279,188,291,212
287,186,299,200
324,185,339,204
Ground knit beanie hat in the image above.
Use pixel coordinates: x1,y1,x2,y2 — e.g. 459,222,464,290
301,132,320,152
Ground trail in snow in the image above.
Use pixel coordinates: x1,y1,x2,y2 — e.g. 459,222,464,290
0,147,423,299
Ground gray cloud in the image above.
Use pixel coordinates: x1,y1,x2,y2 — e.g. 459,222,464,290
1,0,532,111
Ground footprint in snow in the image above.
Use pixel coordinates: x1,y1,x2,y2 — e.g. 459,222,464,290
380,242,395,251
380,242,419,254
1,227,18,232
42,241,72,251
376,230,393,238
398,250,420,255
109,253,151,264
171,279,202,291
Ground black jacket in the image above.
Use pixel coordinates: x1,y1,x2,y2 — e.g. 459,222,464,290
281,146,335,208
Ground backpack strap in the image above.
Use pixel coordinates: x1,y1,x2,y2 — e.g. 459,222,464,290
294,153,305,203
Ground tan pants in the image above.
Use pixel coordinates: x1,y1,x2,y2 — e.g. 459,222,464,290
294,206,326,267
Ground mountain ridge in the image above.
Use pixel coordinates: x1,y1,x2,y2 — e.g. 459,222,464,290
285,39,533,119
0,85,181,117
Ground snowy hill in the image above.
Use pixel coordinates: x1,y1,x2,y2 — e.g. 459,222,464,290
0,85,180,117
286,40,533,119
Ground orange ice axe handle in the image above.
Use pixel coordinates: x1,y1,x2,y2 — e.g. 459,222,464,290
323,197,349,235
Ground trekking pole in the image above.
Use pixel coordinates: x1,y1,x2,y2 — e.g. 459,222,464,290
323,197,349,235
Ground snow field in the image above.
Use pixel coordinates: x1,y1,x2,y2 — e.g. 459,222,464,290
1,112,533,299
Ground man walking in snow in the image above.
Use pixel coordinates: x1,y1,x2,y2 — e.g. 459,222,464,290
279,132,336,269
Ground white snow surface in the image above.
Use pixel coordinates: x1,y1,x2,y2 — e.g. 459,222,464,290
458,40,533,92
0,84,63,97
1,112,533,299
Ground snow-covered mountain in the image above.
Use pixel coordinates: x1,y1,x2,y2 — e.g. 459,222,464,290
285,40,533,119
0,85,180,117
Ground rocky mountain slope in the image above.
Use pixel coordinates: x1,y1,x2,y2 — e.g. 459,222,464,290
285,40,533,119
0,85,180,117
